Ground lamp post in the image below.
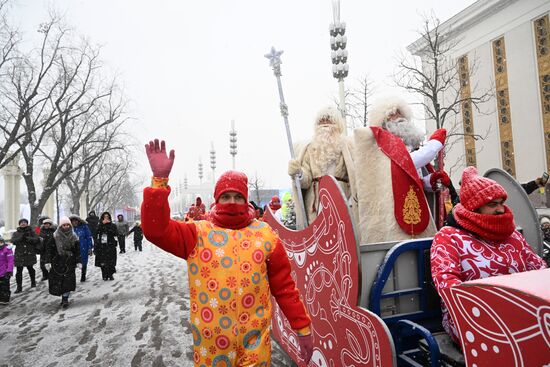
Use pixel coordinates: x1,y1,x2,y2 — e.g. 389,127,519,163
330,0,349,133
229,120,237,170
210,142,216,183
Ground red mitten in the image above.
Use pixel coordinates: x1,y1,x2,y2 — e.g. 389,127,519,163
429,128,447,145
430,171,450,191
298,334,313,364
145,139,175,178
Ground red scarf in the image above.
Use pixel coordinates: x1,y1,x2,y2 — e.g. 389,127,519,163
209,203,255,229
453,203,516,242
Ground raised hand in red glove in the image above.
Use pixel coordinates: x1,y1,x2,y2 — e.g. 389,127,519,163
430,170,451,191
298,334,313,364
145,139,175,178
429,128,447,145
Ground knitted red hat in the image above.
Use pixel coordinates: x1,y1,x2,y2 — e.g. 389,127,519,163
214,171,249,203
459,166,507,211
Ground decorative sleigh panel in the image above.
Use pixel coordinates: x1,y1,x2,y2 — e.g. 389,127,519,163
264,176,395,367
441,268,550,367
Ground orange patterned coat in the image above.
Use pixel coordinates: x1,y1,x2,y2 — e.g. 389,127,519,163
141,185,310,366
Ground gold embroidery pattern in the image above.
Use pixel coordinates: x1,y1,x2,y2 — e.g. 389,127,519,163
458,55,477,167
403,186,422,226
534,15,550,171
492,37,516,177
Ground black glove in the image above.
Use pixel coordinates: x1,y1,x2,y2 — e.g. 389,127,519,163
5,272,12,278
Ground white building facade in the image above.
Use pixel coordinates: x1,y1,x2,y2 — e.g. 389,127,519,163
408,0,550,193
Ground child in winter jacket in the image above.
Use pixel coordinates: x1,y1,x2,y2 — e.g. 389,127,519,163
128,221,143,251
0,237,14,304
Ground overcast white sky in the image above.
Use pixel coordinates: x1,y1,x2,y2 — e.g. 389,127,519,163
11,0,476,190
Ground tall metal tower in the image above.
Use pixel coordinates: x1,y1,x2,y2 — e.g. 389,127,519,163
210,142,216,183
330,0,349,133
229,120,237,170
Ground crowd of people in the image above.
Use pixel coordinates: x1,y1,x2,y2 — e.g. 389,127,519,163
1,96,548,364
0,212,143,308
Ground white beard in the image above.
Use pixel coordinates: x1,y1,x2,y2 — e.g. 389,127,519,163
383,118,425,150
310,125,343,174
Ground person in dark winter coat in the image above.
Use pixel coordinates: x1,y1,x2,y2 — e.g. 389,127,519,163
38,219,56,281
44,217,81,308
70,215,93,282
86,211,100,244
95,212,118,280
11,218,40,293
0,237,14,304
127,221,144,251
115,214,129,254
35,215,50,235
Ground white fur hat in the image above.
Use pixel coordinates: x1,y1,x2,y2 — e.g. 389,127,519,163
367,95,413,127
315,106,345,134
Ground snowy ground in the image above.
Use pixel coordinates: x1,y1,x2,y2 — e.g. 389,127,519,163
0,241,295,367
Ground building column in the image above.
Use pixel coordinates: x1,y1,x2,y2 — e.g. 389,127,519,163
2,156,22,237
79,192,87,219
42,169,55,220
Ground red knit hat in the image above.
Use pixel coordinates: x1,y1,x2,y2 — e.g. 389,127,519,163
459,166,507,211
214,171,249,203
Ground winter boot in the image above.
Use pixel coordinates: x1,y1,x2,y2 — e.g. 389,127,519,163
40,264,49,281
81,265,87,282
29,267,36,288
61,295,69,308
15,276,22,294
15,270,23,293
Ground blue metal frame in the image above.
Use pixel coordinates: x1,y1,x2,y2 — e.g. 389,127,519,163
394,320,441,367
368,238,450,366
369,238,439,323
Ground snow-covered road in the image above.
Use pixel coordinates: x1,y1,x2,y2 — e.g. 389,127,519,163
0,242,295,366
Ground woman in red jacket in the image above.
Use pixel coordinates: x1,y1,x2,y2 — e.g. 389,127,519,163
431,167,547,345
141,139,313,366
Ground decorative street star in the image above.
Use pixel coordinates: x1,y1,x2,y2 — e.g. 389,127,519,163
264,47,284,69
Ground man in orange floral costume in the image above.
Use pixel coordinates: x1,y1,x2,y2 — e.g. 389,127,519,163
141,139,313,366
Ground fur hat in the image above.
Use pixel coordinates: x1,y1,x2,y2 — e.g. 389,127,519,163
42,218,54,225
59,216,72,226
214,170,249,203
459,167,508,211
368,95,413,127
540,216,550,225
315,106,345,134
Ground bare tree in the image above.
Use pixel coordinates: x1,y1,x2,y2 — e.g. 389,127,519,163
395,14,493,173
334,74,375,130
346,74,375,128
87,157,139,214
6,14,129,224
0,0,46,170
248,172,264,204
64,134,130,214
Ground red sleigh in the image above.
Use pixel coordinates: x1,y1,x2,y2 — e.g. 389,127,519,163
265,176,550,367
